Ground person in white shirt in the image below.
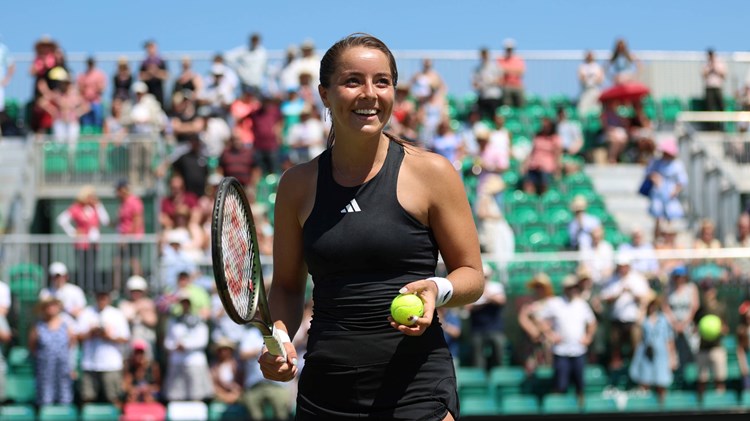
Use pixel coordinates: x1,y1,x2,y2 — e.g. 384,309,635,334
286,103,326,164
579,225,615,286
239,326,292,420
39,262,87,320
577,50,604,117
702,48,726,131
225,32,268,94
0,279,10,316
538,275,597,402
77,290,130,407
199,64,236,119
163,293,214,401
599,253,652,369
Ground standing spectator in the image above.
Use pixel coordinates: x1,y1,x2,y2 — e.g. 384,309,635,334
39,262,87,320
577,50,604,117
170,134,211,198
128,81,167,135
250,94,283,176
115,179,145,280
0,38,16,137
210,54,239,96
498,38,526,108
607,38,641,85
466,264,507,371
139,40,168,108
474,162,514,265
39,69,90,145
229,86,260,147
77,290,131,408
56,185,110,290
0,300,11,401
287,103,326,165
567,195,602,252
538,275,597,404
272,45,299,95
293,39,320,87
218,135,255,188
662,265,700,383
167,90,204,144
0,278,9,317
112,56,133,103
737,301,750,390
439,306,463,364
199,64,235,120
702,48,726,130
521,117,562,195
410,58,446,104
695,280,729,395
226,32,268,94
518,273,555,373
77,56,107,129
210,338,243,404
629,294,677,403
28,296,75,405
172,56,203,100
29,36,59,136
239,326,292,420
643,137,688,240
600,253,652,370
556,106,584,157
163,293,214,402
118,275,158,357
473,47,503,120
122,339,161,403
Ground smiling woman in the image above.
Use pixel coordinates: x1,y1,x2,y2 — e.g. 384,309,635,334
257,33,485,421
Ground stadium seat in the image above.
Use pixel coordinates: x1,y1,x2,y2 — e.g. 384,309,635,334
662,390,698,411
81,404,120,421
8,346,33,374
461,395,500,416
583,364,608,392
0,404,35,421
73,141,101,174
5,373,36,404
741,389,750,407
43,143,70,178
8,263,44,301
500,393,540,415
489,365,526,398
167,401,209,421
541,393,581,414
208,402,250,421
583,394,620,413
701,390,739,410
623,394,661,412
37,405,78,421
121,403,166,421
456,366,489,399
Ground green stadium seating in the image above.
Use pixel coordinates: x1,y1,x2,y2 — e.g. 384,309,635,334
208,402,250,421
489,365,526,398
43,143,70,177
662,390,698,411
701,390,739,410
5,373,36,404
583,394,620,413
541,393,581,414
461,395,500,416
583,364,608,392
456,366,489,399
741,390,750,407
81,404,120,421
38,405,78,421
623,393,661,412
73,141,100,174
500,393,540,415
0,404,35,421
8,346,33,374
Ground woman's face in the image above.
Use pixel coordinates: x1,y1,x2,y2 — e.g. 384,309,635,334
319,46,394,140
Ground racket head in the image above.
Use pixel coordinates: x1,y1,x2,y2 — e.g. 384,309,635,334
211,177,263,326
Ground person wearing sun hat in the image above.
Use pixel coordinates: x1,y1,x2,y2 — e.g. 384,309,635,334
567,194,602,251
537,274,597,403
518,272,555,373
643,136,688,239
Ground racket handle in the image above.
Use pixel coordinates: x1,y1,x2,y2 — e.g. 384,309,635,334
264,326,288,359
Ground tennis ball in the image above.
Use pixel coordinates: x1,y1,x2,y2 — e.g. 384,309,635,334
390,293,424,326
698,314,722,341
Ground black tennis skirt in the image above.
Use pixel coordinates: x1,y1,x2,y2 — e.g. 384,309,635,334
295,327,459,421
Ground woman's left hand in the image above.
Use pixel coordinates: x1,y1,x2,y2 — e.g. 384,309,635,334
388,279,439,336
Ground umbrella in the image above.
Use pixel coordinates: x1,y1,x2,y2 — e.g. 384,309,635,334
599,81,650,103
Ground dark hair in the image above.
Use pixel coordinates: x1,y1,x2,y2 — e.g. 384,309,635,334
320,33,406,148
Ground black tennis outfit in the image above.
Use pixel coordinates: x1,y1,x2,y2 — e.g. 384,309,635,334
298,141,459,420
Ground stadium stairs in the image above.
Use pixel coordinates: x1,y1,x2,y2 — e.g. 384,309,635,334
0,136,33,234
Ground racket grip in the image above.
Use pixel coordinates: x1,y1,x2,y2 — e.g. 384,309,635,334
264,326,288,359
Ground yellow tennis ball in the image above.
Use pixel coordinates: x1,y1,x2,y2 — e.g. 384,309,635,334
390,293,424,326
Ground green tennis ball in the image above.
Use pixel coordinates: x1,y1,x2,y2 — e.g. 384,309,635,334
698,314,722,341
390,293,424,326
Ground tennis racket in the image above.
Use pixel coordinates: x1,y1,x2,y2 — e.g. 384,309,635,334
211,176,287,358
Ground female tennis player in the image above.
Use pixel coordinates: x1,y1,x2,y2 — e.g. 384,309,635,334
259,33,485,420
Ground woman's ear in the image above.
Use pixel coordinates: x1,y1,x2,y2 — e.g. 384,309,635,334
318,85,329,108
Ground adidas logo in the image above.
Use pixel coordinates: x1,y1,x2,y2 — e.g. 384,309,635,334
340,199,362,213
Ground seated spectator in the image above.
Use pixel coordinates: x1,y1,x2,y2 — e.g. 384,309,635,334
579,225,615,285
159,172,200,230
210,338,243,404
169,271,211,321
695,279,729,396
0,309,9,402
210,288,247,347
521,117,563,195
77,290,131,408
218,135,256,189
122,339,161,403
662,266,700,383
626,101,655,164
600,100,629,164
727,213,750,279
163,293,214,402
198,63,235,119
654,220,686,278
692,219,728,276
737,301,750,390
286,103,326,165
474,173,514,267
517,273,555,373
617,226,660,282
466,264,507,371
0,278,10,317
168,90,205,144
567,195,602,251
229,86,260,147
127,81,166,135
556,106,584,157
538,275,597,404
39,261,87,320
159,231,199,292
600,253,652,370
629,293,677,403
118,275,158,357
28,296,75,405
439,306,462,364
239,326,292,420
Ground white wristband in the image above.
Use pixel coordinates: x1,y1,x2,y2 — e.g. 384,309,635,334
428,277,454,307
275,328,292,344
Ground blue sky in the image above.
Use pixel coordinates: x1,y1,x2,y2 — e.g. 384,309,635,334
2,0,748,54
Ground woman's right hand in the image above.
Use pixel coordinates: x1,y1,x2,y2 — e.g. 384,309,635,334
258,323,299,383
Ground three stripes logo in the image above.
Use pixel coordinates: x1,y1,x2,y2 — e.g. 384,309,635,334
340,199,362,213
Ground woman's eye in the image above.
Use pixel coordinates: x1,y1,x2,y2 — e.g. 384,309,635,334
345,78,360,86
376,78,392,87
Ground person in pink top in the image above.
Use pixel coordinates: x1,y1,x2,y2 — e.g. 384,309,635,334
229,86,261,146
77,56,107,129
522,117,563,195
115,179,145,283
497,38,526,108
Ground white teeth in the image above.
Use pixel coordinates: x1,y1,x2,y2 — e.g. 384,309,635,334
354,109,377,115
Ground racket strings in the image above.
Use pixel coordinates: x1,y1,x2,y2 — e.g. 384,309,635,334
221,192,256,320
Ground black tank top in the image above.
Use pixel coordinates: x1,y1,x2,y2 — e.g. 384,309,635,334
303,141,439,335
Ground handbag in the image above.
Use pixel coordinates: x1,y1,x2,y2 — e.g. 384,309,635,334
638,177,654,197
